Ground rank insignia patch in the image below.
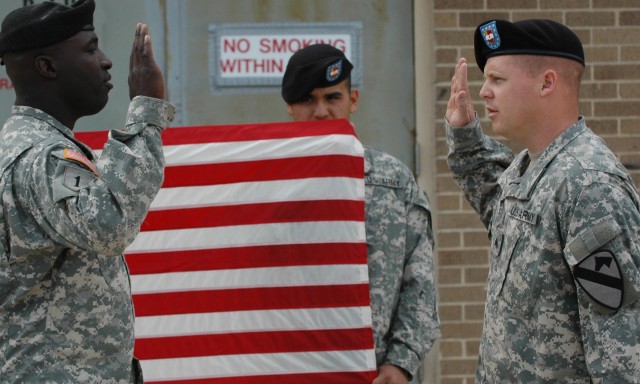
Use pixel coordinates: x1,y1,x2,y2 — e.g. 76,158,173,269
64,149,99,176
480,21,501,50
574,250,623,310
63,165,94,191
326,59,343,82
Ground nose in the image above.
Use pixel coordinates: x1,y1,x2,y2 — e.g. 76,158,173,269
312,101,330,120
99,49,113,70
479,81,491,99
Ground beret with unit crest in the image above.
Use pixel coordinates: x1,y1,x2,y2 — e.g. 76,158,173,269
281,44,353,104
0,0,95,63
474,19,585,73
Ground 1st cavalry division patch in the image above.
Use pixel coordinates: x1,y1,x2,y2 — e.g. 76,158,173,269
574,250,624,310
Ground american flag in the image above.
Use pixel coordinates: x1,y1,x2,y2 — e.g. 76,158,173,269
76,119,376,383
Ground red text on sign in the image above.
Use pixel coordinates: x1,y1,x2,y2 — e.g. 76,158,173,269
0,78,13,90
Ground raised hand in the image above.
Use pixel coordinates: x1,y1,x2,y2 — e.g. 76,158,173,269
128,23,165,100
446,58,476,127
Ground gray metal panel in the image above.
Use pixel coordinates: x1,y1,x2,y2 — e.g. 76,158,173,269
0,0,416,170
169,0,416,170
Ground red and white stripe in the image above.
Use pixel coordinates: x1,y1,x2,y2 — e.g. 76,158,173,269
76,119,376,383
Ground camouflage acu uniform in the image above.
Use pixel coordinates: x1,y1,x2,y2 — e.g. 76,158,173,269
364,145,439,382
446,117,640,382
0,96,175,383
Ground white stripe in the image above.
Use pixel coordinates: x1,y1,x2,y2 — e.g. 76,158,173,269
140,350,376,381
126,221,366,253
150,177,364,210
163,134,364,166
135,307,373,338
131,264,369,294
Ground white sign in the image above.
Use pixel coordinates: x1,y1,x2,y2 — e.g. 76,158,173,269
219,34,352,79
209,22,362,94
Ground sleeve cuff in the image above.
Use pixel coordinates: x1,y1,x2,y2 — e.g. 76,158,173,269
445,115,484,152
382,342,422,380
125,96,176,131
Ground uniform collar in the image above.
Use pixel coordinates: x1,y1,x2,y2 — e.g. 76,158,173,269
363,145,372,175
10,105,96,160
501,117,587,200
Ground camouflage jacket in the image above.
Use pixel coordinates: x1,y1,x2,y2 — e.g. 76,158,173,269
446,118,640,383
0,96,175,383
364,145,439,382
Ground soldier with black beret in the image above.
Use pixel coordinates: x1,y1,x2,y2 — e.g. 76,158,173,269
0,0,174,382
282,44,440,384
446,19,640,381
0,0,96,62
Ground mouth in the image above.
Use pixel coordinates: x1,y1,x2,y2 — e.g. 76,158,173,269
104,75,113,90
486,106,497,118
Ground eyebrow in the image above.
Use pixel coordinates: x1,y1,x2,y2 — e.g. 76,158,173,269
80,35,99,47
324,91,343,98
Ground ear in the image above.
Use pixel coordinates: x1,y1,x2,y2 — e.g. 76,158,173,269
540,69,557,96
34,55,57,79
349,88,359,114
286,103,294,117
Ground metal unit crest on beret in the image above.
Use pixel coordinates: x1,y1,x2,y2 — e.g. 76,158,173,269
480,21,501,50
326,59,343,82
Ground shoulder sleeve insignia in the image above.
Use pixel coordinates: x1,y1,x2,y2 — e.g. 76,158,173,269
63,149,99,176
574,250,623,310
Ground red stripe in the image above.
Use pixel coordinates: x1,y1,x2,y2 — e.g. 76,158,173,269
132,284,371,317
162,155,363,188
126,243,368,275
77,123,373,383
141,200,364,231
74,119,356,149
74,130,109,149
135,328,374,359
161,119,355,145
144,371,377,384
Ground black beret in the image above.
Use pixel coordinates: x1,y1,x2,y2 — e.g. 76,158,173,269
0,0,95,58
474,19,584,73
281,44,353,104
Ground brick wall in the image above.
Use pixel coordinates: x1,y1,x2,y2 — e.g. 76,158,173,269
431,1,640,383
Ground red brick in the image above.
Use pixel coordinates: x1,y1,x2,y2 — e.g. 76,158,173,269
464,267,489,284
441,358,480,375
440,286,488,302
464,303,486,320
439,267,463,284
487,0,537,9
566,11,615,26
441,340,464,357
440,305,464,322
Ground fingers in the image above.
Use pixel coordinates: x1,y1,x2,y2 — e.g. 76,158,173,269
452,57,468,96
456,59,476,123
130,23,149,70
144,34,153,58
446,57,476,126
139,24,149,55
128,22,165,100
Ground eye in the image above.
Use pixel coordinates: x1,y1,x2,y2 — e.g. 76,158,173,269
485,75,503,85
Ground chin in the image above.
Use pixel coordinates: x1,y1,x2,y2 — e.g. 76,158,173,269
86,99,109,116
490,124,506,137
